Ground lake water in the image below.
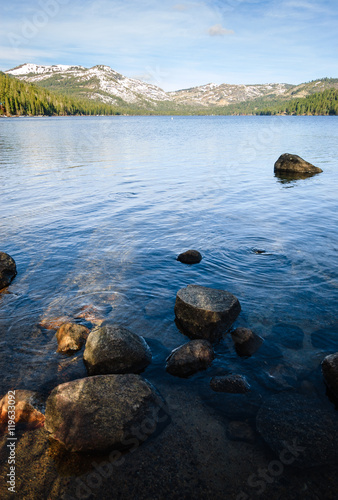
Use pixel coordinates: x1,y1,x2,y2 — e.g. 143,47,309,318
0,115,338,499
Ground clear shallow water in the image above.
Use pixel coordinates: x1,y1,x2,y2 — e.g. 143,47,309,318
1,116,338,389
0,116,338,495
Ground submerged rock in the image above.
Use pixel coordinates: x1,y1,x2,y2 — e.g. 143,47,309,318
0,390,45,432
56,323,90,353
0,252,17,290
256,392,338,468
322,352,338,399
166,339,214,377
227,421,256,443
231,328,263,357
44,374,168,452
175,285,241,342
177,250,202,264
210,375,251,394
83,324,152,375
74,304,108,326
38,316,72,331
274,153,322,175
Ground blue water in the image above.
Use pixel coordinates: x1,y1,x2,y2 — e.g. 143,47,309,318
1,115,338,498
0,115,337,396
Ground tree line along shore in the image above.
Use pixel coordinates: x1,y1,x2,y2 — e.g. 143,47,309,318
1,72,338,117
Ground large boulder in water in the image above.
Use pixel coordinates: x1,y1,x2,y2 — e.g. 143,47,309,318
166,339,214,377
83,324,152,375
256,392,338,468
175,285,241,342
274,154,322,175
44,374,168,452
0,252,17,290
322,352,338,400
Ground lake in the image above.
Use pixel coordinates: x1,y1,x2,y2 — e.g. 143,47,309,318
0,115,338,499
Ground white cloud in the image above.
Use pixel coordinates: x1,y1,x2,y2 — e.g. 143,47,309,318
173,3,188,10
208,24,234,36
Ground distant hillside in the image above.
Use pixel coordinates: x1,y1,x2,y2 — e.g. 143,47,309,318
256,88,338,116
0,72,121,116
6,63,173,109
6,64,338,113
2,65,338,117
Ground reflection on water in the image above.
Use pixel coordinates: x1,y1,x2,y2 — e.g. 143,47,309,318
0,116,338,497
275,170,322,186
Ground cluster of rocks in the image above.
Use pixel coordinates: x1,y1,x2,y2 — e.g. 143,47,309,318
0,151,333,462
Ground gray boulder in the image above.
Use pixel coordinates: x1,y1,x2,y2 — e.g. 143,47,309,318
0,252,17,290
166,339,214,377
56,323,90,353
44,374,167,452
177,250,202,264
274,154,322,174
256,392,338,468
322,352,338,399
210,375,250,393
175,285,241,342
83,324,152,375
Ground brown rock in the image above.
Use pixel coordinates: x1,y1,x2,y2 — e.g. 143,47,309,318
0,252,17,290
175,285,241,341
44,374,168,452
0,390,45,432
274,154,322,174
56,323,90,353
166,339,214,377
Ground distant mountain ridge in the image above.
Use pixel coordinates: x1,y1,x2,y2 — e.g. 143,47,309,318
6,63,338,111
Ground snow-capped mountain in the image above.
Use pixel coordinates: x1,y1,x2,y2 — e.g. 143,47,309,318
6,63,173,106
5,64,338,109
169,82,293,106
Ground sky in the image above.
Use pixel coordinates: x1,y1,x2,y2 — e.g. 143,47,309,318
1,0,337,91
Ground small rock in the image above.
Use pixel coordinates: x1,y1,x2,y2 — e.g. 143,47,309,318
274,154,322,174
56,323,90,353
322,352,338,400
210,375,251,393
83,324,152,375
177,250,202,264
0,252,17,290
175,285,241,342
231,328,263,357
227,421,256,443
256,392,338,468
231,327,254,344
0,390,45,432
166,339,214,377
44,374,168,452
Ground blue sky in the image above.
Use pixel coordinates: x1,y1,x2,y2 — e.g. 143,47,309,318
1,0,337,90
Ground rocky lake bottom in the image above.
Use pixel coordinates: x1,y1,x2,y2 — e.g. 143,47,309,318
0,115,338,499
